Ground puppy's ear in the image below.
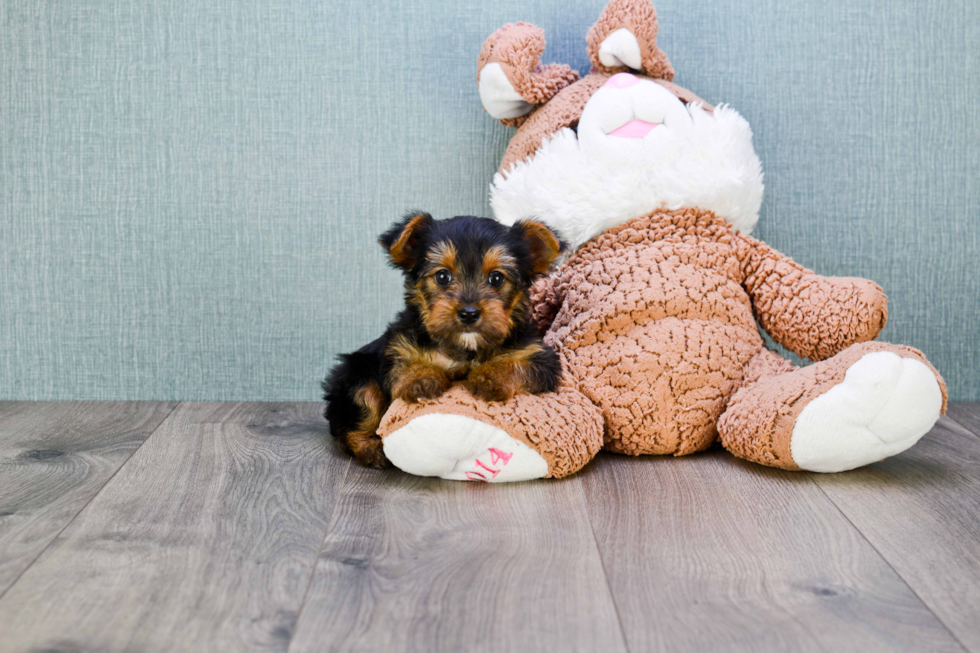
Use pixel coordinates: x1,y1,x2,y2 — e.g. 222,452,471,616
379,211,434,270
511,220,565,275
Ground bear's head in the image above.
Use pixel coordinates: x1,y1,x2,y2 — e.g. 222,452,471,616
478,0,764,250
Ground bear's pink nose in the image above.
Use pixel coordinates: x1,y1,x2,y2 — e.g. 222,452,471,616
605,72,640,89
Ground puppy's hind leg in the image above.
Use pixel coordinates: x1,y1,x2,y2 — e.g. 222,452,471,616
323,345,391,468
344,380,390,468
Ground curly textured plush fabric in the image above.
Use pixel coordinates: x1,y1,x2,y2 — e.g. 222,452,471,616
736,234,889,362
379,384,604,479
585,0,675,79
545,209,946,462
545,208,770,455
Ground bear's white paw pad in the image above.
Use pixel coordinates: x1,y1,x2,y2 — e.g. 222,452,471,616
791,352,942,472
383,413,548,482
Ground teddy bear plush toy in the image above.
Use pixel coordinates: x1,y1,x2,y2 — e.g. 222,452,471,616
376,0,947,482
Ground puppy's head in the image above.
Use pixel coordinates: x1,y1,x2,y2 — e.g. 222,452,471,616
379,212,564,351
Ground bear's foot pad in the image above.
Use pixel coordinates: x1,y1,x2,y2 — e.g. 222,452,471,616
791,351,943,472
383,413,549,482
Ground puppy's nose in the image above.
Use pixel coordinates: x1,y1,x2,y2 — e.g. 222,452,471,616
457,306,481,324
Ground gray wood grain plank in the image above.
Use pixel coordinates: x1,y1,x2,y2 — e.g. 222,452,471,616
288,466,627,653
581,449,965,653
0,401,177,596
0,402,348,653
946,403,980,437
811,415,980,652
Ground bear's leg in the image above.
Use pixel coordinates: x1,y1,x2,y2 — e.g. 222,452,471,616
377,385,604,482
717,343,947,472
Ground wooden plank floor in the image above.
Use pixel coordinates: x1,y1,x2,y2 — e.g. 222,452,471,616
0,403,978,652
0,402,177,595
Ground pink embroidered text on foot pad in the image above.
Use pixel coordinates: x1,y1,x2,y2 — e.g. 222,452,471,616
465,448,514,481
383,413,548,482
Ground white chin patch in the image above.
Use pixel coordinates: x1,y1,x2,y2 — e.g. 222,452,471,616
458,333,481,350
791,352,943,472
383,413,549,482
598,28,642,69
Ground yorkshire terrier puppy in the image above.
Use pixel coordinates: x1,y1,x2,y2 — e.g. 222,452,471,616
323,211,565,468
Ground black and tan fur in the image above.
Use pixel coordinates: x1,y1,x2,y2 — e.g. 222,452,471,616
323,212,565,468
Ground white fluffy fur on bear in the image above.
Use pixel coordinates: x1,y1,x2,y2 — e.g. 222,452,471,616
492,76,764,250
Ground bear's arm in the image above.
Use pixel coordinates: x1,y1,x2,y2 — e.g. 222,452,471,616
734,233,888,362
528,273,564,337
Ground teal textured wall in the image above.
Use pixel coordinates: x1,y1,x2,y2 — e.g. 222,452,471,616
1,0,978,400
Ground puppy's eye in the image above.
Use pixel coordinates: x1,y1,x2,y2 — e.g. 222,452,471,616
434,269,453,287
487,271,505,288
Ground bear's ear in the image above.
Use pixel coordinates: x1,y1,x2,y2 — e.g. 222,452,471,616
586,0,674,80
511,220,566,275
379,212,434,271
477,23,580,127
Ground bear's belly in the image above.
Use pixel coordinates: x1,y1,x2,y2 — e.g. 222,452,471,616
546,240,758,350
566,317,763,456
545,237,766,456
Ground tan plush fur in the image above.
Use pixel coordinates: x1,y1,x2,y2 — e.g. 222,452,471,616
539,209,947,460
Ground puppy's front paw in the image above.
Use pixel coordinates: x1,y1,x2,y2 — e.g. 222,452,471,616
394,369,451,403
404,377,451,403
467,368,516,403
